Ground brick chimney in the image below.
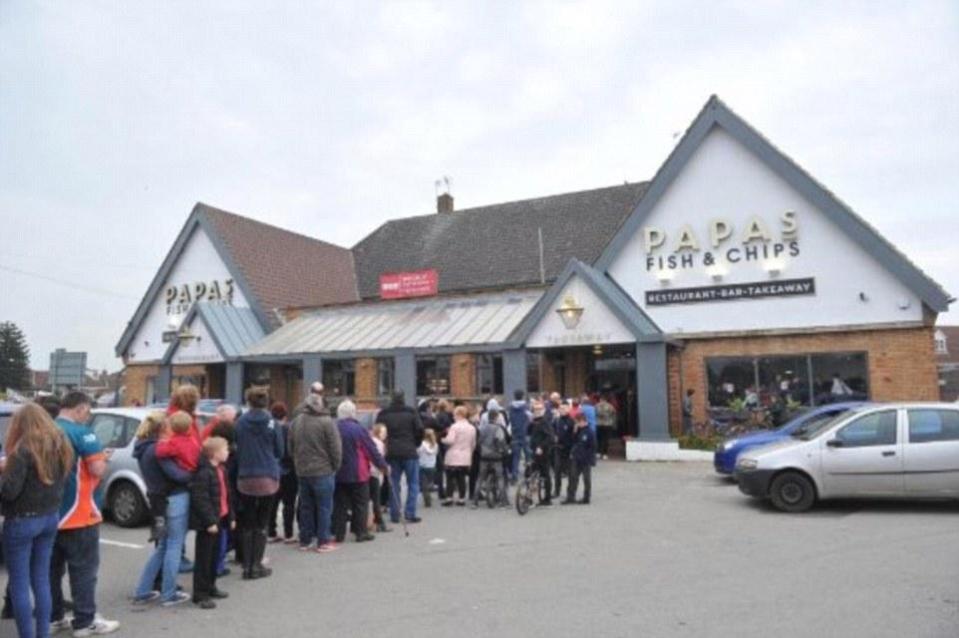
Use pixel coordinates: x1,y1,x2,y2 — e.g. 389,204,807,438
437,192,454,214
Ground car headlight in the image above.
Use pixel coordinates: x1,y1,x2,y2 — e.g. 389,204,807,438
736,458,758,471
723,440,737,451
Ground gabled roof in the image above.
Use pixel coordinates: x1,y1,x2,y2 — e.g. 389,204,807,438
115,203,357,357
161,302,265,364
595,95,953,313
507,258,663,346
351,182,649,299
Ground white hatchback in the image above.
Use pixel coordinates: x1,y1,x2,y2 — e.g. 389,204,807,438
734,403,959,512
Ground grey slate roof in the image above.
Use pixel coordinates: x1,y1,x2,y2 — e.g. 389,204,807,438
162,302,265,363
351,182,649,300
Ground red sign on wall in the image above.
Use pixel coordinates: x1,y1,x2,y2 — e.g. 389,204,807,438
379,269,439,299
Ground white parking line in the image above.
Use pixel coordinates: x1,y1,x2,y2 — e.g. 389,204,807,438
99,539,144,549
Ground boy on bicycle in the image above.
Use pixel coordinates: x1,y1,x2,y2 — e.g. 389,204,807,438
473,408,511,508
528,400,555,505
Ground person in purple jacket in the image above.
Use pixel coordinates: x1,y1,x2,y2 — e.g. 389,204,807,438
332,400,389,543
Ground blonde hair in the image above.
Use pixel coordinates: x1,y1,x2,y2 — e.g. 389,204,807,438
135,411,167,440
5,403,74,486
372,423,387,440
203,436,229,458
170,384,199,414
453,405,469,420
169,410,193,435
423,428,437,445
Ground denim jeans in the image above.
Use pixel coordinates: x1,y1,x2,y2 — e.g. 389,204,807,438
3,512,59,638
50,524,100,629
388,458,420,522
133,491,190,603
510,439,533,480
297,474,335,546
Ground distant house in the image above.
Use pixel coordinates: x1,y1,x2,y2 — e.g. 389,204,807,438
935,327,959,401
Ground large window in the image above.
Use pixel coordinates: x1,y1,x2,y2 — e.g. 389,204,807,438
416,356,451,396
476,354,504,396
323,360,355,397
526,352,542,394
376,358,395,397
706,351,868,408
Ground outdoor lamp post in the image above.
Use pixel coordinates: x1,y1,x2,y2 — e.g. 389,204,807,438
556,294,584,330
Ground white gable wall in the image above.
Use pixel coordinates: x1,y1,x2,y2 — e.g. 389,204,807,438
125,226,249,363
170,317,223,365
608,126,923,335
526,276,635,348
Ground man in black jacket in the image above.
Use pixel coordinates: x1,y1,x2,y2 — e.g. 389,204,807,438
528,401,555,506
375,391,424,523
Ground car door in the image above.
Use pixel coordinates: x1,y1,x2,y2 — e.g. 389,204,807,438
819,409,903,498
903,408,959,497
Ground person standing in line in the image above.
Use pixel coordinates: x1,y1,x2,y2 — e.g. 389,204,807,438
472,408,510,508
376,392,424,524
595,395,617,460
189,437,233,609
682,389,695,435
267,402,297,544
507,390,532,483
1,403,73,638
233,386,282,579
332,400,387,543
563,414,597,505
579,394,597,436
368,425,390,534
551,402,574,499
199,404,237,442
287,391,341,553
440,406,476,507
432,400,453,496
48,391,120,636
131,413,194,608
417,430,438,508
527,401,555,506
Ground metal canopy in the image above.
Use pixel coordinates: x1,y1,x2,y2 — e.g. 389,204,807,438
245,290,543,357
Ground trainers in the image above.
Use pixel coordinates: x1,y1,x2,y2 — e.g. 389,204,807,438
50,617,73,633
132,590,161,604
283,537,299,545
72,616,120,637
160,592,190,607
195,599,216,610
317,542,338,553
267,535,281,544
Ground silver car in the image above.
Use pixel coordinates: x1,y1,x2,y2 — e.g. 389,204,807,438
91,407,215,527
735,403,959,512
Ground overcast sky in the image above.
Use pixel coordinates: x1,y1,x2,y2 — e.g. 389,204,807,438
1,1,957,372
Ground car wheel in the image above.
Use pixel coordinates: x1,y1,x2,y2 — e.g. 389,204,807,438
109,481,148,527
769,472,816,513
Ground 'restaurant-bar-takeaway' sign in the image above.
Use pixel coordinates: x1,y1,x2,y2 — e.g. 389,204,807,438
646,277,815,306
379,269,439,300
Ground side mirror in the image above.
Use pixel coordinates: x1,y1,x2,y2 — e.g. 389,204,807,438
826,439,844,448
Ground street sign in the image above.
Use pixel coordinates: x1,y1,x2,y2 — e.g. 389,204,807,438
49,349,86,389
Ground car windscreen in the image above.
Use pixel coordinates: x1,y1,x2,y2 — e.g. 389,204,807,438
789,408,853,437
795,408,865,440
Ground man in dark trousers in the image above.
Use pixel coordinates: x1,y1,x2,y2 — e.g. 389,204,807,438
563,413,596,505
551,402,574,499
527,400,555,506
376,391,425,524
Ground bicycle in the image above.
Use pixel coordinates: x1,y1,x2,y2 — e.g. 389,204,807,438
478,463,503,509
515,463,547,516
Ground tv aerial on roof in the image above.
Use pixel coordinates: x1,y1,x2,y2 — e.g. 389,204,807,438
434,175,452,196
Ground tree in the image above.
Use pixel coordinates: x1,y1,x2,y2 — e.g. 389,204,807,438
0,321,31,392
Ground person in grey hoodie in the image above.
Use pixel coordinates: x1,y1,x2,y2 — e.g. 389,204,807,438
288,393,342,552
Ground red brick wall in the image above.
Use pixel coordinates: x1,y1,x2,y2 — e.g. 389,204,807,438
451,354,476,398
123,364,158,406
671,326,939,426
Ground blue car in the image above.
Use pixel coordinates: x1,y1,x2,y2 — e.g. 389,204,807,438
713,401,867,474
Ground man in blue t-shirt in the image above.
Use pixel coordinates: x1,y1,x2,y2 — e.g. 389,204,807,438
49,392,120,636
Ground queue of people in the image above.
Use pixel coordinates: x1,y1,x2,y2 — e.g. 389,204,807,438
1,383,609,637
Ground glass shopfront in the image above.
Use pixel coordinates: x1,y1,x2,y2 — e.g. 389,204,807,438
707,351,868,408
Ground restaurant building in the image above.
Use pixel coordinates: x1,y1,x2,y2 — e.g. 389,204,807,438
116,96,952,458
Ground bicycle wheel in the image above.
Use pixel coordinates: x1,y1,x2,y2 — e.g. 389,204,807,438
485,473,497,509
515,479,531,515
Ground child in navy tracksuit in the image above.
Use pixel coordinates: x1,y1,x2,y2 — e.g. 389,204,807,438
563,414,596,505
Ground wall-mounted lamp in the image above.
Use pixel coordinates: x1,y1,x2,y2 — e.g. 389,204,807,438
592,344,603,356
177,324,198,343
859,292,869,302
704,263,727,282
762,258,785,278
556,294,584,330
